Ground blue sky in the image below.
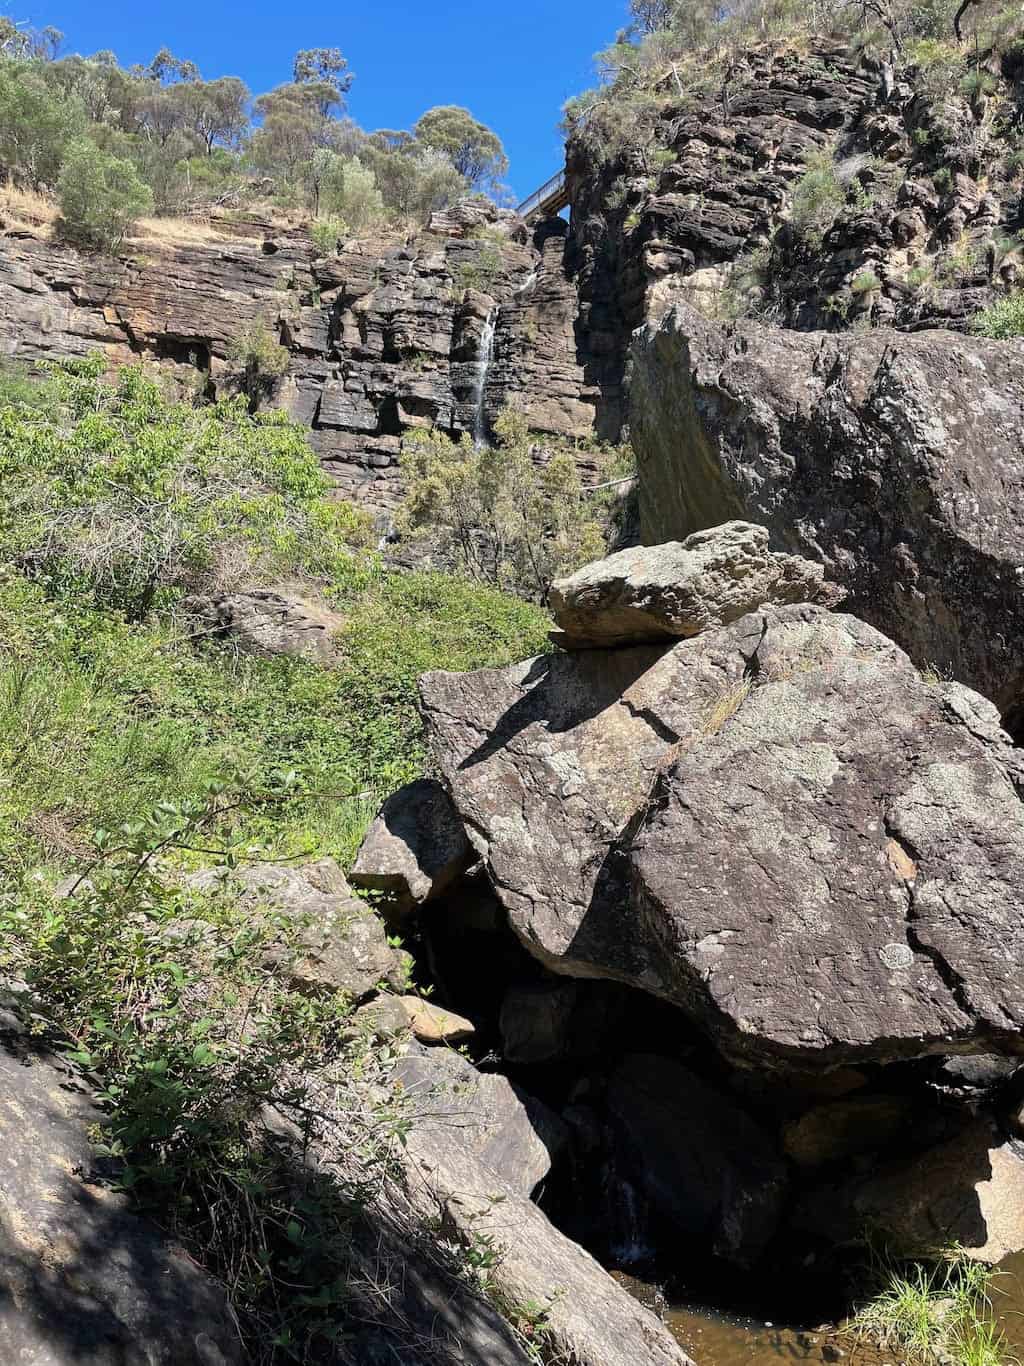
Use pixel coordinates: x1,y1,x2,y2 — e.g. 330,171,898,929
22,0,629,201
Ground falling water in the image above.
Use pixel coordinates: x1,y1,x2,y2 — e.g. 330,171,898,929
471,308,497,449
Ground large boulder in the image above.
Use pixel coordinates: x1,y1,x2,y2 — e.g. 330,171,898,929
187,859,411,1000
549,521,840,648
607,1054,787,1266
422,605,1024,1069
419,628,750,980
631,304,1024,724
0,1036,243,1365
187,585,345,663
350,777,474,919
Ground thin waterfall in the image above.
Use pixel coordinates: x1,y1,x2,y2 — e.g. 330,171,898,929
471,308,497,448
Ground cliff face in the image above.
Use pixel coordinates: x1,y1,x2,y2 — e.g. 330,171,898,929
565,38,1024,427
5,38,1021,519
0,204,604,519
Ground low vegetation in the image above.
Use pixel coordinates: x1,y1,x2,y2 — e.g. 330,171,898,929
0,355,551,1357
972,291,1024,337
564,0,1024,198
399,408,615,600
848,1250,1013,1366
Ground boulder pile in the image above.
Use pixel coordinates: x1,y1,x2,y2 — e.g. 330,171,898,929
355,520,1024,1280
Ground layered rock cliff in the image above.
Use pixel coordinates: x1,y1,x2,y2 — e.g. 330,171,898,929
565,38,1024,423
0,204,605,521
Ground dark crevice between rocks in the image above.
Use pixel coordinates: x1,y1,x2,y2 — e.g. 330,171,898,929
1001,698,1024,748
406,862,1024,1347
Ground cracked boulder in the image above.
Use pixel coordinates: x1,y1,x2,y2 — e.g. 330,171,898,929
422,604,1024,1069
549,521,841,648
186,585,345,663
419,626,751,981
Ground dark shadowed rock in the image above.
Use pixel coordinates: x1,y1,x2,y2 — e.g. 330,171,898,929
187,859,410,1000
350,777,473,919
631,304,1024,721
782,1095,916,1166
423,604,1024,1069
391,1048,695,1366
796,1121,1024,1261
549,521,841,648
0,1038,243,1365
608,1054,787,1266
500,981,584,1063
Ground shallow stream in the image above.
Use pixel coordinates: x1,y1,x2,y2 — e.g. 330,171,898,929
615,1250,1024,1366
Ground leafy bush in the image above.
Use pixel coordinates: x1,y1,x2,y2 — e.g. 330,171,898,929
399,409,608,599
56,137,153,250
0,55,84,187
789,152,846,246
319,153,385,233
0,357,367,618
0,773,404,1363
851,269,881,293
971,291,1024,337
226,320,291,409
311,216,344,254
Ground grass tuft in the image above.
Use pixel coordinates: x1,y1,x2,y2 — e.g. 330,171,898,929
848,1249,1018,1366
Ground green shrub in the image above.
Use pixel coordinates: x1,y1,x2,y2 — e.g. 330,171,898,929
311,216,344,254
789,152,846,246
56,137,153,251
0,357,366,618
0,56,84,187
227,320,291,408
971,292,1024,337
319,154,385,234
399,409,608,600
851,269,881,294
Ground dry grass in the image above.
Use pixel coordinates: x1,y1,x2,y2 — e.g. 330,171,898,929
0,181,57,238
702,677,752,735
127,216,242,247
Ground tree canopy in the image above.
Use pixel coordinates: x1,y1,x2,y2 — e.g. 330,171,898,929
0,14,511,243
414,105,509,191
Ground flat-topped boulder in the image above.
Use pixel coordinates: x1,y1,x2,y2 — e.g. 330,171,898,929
549,521,840,648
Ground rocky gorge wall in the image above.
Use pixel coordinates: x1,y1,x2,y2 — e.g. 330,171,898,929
0,202,607,523
565,38,1024,420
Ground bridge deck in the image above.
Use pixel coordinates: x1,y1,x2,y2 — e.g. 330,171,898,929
517,169,569,221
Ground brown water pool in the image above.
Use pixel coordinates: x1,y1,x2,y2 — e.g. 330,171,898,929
615,1251,1024,1366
